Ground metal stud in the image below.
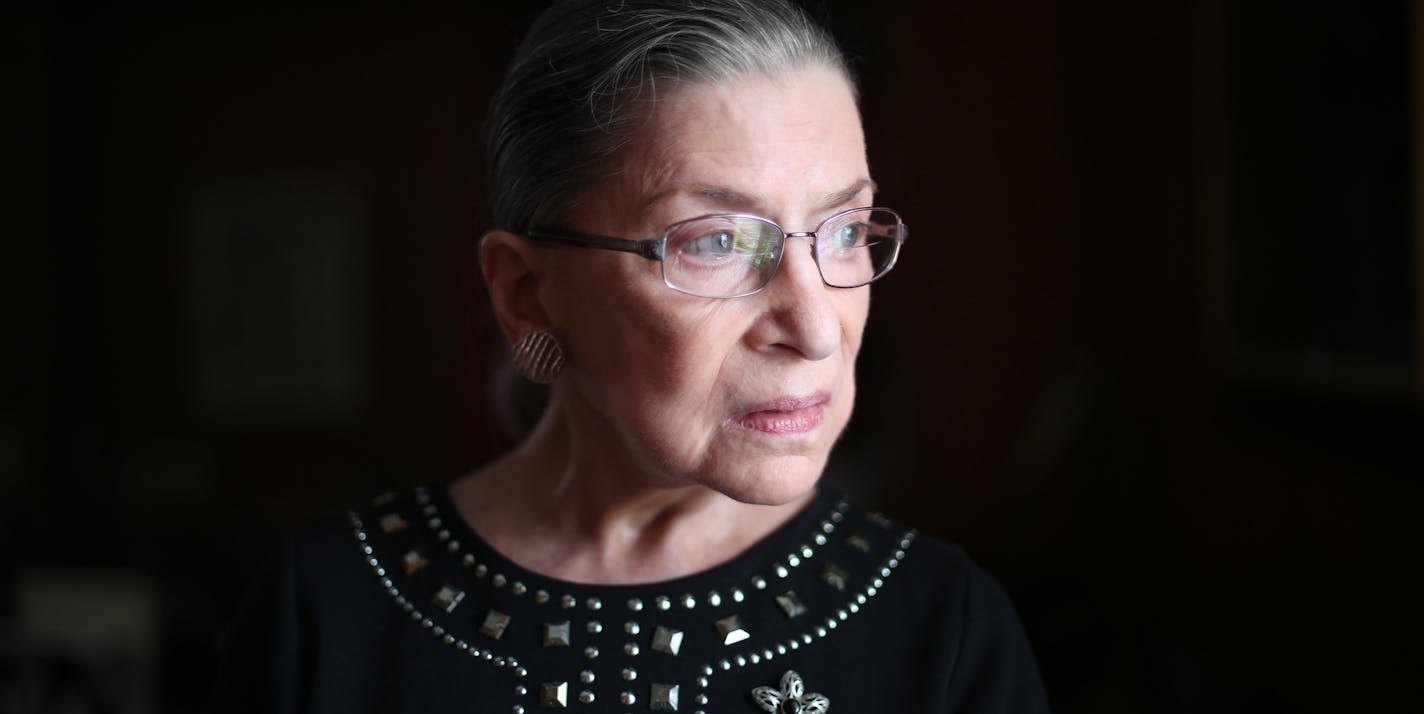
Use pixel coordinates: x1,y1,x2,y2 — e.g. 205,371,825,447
775,591,807,619
480,610,511,640
627,598,643,612
787,554,801,567
493,574,508,588
707,591,722,607
446,540,461,553
619,691,636,706
587,621,603,635
561,595,577,609
624,642,640,656
814,533,827,546
693,694,708,706
774,565,789,579
751,576,767,590
696,676,709,688
821,563,848,591
651,625,684,656
680,593,696,609
701,665,714,676
586,597,602,611
625,621,640,635
475,564,489,578
650,683,679,711
515,685,528,696
542,621,571,647
436,529,451,542
654,596,671,611
379,513,407,533
512,582,527,596
714,614,750,645
718,659,731,671
801,545,814,558
432,585,465,613
578,691,594,704
622,667,637,681
535,590,550,604
513,706,525,714
402,550,428,575
462,553,476,567
731,588,745,603
539,681,567,708
584,645,599,659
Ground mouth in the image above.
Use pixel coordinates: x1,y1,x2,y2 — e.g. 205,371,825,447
726,392,830,435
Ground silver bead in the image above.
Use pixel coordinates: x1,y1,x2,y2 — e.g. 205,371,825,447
751,576,767,590
707,591,722,607
627,598,643,612
680,593,696,609
654,596,671,611
514,685,527,696
621,667,637,681
625,621,640,635
561,594,577,609
579,670,595,684
731,588,745,603
511,581,527,596
586,597,602,610
584,646,599,659
774,564,789,579
619,691,636,705
624,642,640,656
578,690,594,704
587,620,603,634
696,676,709,687
535,590,550,604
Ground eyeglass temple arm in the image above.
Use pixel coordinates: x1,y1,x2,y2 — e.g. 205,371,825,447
523,229,665,260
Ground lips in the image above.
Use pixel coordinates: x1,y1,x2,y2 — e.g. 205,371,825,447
726,392,830,435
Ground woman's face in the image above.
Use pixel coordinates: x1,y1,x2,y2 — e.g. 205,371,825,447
545,65,872,505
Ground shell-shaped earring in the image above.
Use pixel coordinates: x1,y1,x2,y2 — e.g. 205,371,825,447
511,330,564,384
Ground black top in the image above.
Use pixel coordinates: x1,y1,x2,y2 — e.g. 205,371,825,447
212,485,1050,713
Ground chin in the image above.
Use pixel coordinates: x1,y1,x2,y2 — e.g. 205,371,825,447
705,455,826,507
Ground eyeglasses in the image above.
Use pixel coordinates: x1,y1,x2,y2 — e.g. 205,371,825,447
523,207,908,299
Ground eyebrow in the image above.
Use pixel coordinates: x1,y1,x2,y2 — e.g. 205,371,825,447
645,177,878,215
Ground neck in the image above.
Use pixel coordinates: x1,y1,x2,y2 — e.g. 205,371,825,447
450,396,815,585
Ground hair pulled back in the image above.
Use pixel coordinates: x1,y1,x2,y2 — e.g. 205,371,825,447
485,0,853,234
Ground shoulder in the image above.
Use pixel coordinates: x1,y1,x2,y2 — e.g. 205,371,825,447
831,500,1051,712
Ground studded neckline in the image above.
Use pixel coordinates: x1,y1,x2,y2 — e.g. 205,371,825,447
350,483,915,713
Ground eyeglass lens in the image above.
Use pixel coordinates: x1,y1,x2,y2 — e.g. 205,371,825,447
661,209,903,298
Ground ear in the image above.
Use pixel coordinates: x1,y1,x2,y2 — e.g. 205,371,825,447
479,229,553,344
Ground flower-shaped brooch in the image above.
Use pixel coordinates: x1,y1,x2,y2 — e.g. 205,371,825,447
751,670,830,713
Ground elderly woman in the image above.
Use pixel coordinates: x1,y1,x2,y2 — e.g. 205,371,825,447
214,0,1049,711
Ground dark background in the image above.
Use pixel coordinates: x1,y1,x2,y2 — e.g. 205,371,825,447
4,1,1420,712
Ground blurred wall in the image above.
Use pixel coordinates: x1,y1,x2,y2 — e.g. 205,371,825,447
4,2,1418,712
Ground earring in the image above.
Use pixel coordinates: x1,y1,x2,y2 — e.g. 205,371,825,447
512,330,564,384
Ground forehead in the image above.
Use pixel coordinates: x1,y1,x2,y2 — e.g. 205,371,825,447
627,66,869,220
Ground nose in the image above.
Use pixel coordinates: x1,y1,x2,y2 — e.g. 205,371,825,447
749,234,840,361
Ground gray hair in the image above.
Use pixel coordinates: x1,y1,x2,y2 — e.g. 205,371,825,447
485,0,854,234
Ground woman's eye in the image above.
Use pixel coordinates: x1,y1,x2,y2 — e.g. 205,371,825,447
831,223,868,251
682,230,736,256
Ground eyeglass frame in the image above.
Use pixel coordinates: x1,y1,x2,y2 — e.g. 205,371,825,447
521,206,909,299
